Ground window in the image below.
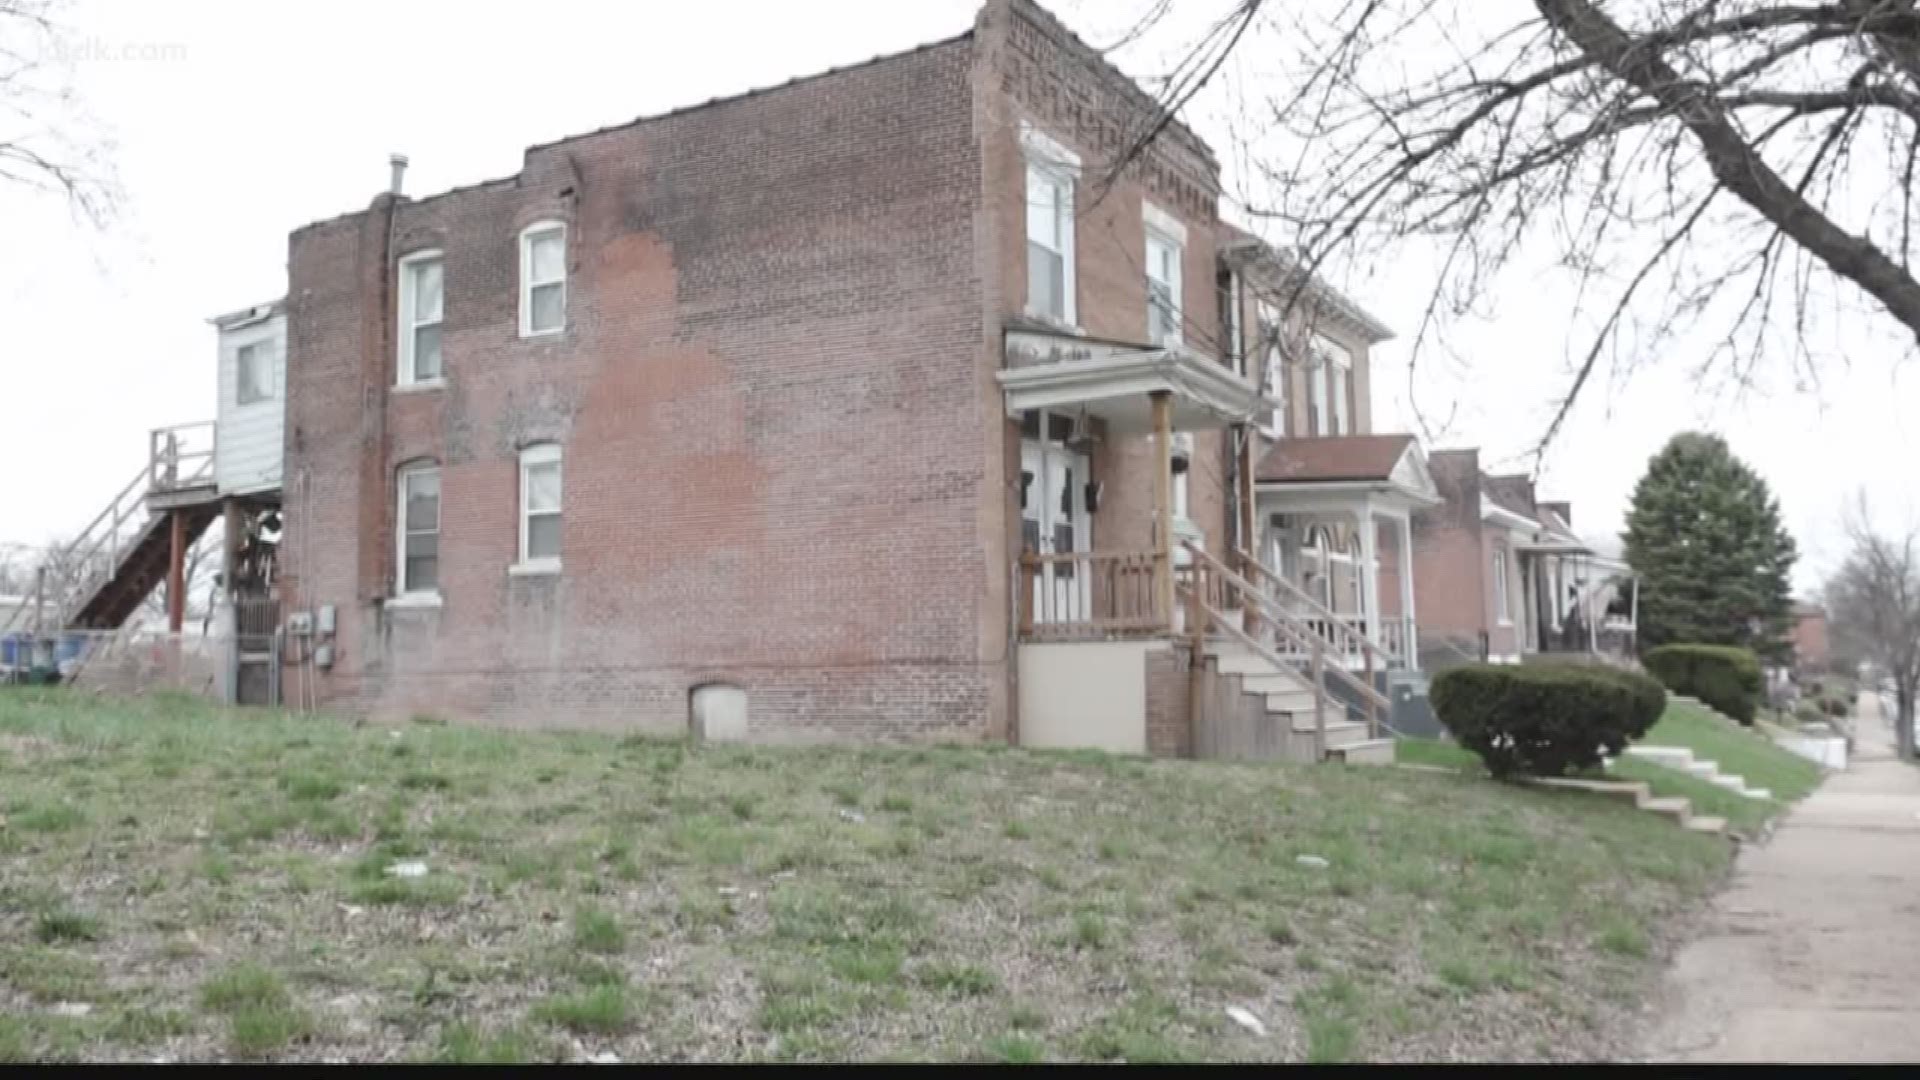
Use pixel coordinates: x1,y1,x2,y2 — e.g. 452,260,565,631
1307,333,1352,436
1172,465,1189,522
235,340,275,405
1143,203,1186,347
1493,546,1511,623
518,444,563,569
398,251,444,385
519,223,567,336
1258,302,1285,435
1022,123,1080,327
1026,166,1075,324
397,463,441,596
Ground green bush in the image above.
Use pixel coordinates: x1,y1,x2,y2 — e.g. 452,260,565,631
1429,663,1667,780
1793,700,1823,724
1642,644,1762,725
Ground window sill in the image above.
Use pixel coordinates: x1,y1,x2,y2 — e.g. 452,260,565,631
394,379,446,395
508,560,562,578
1021,312,1083,336
387,592,443,609
518,327,566,341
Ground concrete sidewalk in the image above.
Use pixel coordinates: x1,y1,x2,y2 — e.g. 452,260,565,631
1638,694,1920,1062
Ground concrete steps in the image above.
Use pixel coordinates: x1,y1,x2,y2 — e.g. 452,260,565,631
1530,776,1728,837
1616,744,1773,800
1203,640,1388,767
1324,738,1394,765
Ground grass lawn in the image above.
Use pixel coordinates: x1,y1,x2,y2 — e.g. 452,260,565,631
1397,699,1824,838
0,689,1731,1063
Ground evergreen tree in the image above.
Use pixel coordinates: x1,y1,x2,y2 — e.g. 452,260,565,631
1623,433,1798,659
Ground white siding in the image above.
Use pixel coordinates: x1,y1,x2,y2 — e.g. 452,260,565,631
215,313,286,495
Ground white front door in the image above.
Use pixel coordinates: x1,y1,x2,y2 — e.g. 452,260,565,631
1021,438,1092,623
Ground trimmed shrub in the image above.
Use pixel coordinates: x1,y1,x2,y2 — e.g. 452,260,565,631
1642,644,1763,725
1429,663,1667,780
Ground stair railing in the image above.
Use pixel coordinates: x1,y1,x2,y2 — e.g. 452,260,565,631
1232,547,1401,671
0,463,152,637
1181,540,1392,740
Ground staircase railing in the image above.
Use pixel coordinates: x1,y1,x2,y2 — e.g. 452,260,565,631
0,463,152,637
1180,540,1392,740
149,421,216,494
1232,547,1405,671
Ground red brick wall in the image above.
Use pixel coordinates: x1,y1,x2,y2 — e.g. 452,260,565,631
1144,642,1192,757
284,36,1009,739
1412,449,1490,662
1793,609,1830,670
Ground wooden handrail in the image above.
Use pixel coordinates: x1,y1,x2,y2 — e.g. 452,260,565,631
1018,548,1169,639
1232,546,1391,667
1182,544,1391,715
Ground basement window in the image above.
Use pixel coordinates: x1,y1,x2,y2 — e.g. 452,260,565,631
519,222,567,337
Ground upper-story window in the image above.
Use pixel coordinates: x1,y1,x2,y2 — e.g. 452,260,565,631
1143,202,1186,347
397,461,441,597
1021,123,1080,328
1258,301,1285,436
517,443,563,571
398,250,444,386
519,222,567,337
1308,332,1352,436
235,340,276,405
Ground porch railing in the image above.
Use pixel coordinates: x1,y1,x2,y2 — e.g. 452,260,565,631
1018,549,1169,640
150,421,216,494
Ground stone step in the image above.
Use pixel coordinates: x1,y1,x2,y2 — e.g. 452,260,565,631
1323,738,1393,765
1639,796,1692,824
1242,672,1310,695
1625,744,1696,767
1742,788,1773,801
1263,690,1318,714
1291,718,1371,748
1706,773,1747,791
1684,815,1728,835
1684,760,1721,778
1215,652,1281,676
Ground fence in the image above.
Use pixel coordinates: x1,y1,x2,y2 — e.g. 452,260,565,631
2,626,277,706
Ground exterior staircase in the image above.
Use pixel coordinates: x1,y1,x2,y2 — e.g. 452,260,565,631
1613,744,1774,800
0,424,221,643
1180,543,1406,766
1206,638,1395,764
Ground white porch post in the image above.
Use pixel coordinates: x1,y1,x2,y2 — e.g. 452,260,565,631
1358,502,1380,641
1396,511,1416,668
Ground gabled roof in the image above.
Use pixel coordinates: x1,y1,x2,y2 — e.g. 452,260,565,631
1256,434,1416,484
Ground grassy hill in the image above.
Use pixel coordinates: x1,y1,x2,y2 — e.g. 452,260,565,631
0,689,1730,1062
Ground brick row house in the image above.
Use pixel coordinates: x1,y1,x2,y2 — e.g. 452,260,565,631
165,0,1447,759
1411,449,1638,672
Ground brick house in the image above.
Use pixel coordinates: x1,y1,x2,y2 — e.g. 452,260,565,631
1791,602,1830,672
1410,449,1637,667
260,0,1429,758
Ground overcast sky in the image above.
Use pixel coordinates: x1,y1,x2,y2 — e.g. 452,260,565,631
4,0,1913,592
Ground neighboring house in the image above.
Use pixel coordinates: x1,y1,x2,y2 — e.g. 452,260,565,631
1412,450,1636,667
1791,602,1830,671
263,0,1421,757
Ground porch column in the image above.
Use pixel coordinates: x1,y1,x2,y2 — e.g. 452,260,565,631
1358,504,1379,638
1397,512,1416,667
1236,426,1258,635
1151,390,1175,625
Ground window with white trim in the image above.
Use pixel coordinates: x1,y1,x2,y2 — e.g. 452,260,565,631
397,462,441,596
1026,164,1075,325
1145,231,1182,346
1219,269,1243,375
398,250,444,385
518,444,563,568
1259,301,1285,435
1493,545,1511,623
236,340,275,405
1307,332,1352,436
519,223,567,337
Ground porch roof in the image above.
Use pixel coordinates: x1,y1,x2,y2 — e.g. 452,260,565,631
1254,434,1441,510
999,327,1271,433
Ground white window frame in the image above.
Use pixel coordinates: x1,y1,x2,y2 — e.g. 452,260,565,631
1258,301,1285,438
396,249,445,388
1143,203,1186,347
514,443,563,574
1493,545,1512,625
1222,269,1244,376
518,222,567,338
234,339,276,406
1021,123,1081,329
1308,332,1352,436
395,462,442,601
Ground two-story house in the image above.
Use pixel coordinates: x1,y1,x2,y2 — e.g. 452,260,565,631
256,0,1430,759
